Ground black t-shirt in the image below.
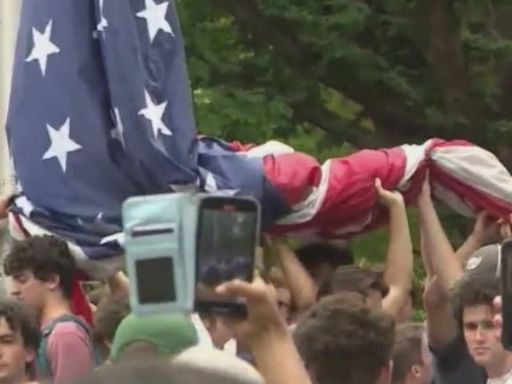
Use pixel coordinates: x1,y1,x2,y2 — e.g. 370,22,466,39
431,336,486,384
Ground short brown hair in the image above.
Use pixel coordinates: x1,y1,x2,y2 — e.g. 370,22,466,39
451,274,500,330
4,236,76,298
391,323,424,384
294,292,395,384
330,265,388,297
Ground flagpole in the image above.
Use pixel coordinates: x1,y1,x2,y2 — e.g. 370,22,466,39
0,2,21,292
0,0,20,194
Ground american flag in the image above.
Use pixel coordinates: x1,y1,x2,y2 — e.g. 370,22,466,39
6,1,512,277
6,0,291,275
5,0,203,257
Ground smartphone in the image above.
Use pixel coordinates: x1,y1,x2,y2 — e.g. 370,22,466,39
195,196,260,316
500,240,512,349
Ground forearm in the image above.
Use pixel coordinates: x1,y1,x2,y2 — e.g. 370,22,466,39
276,243,317,313
418,199,462,291
420,229,434,277
251,330,311,384
382,203,413,316
455,234,482,265
426,301,458,349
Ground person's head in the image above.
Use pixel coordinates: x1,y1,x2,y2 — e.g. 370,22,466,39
75,356,260,384
452,244,512,373
169,346,264,384
71,359,178,384
452,273,505,371
295,243,353,296
330,265,388,308
110,313,198,362
93,293,130,361
391,323,432,384
199,312,235,349
0,300,40,384
294,292,395,384
3,236,76,314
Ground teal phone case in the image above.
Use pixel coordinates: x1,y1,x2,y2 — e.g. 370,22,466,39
122,193,199,316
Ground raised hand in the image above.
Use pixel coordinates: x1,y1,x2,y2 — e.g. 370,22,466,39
471,212,502,245
499,214,512,240
375,178,404,208
216,277,286,345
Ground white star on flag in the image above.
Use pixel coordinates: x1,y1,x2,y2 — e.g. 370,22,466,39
169,183,199,193
100,233,125,246
93,0,109,38
111,108,126,148
204,171,218,193
42,118,82,173
97,0,109,32
203,170,238,196
139,90,172,138
136,0,174,43
25,20,60,76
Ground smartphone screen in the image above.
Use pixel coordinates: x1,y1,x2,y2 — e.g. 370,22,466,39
500,240,512,350
195,197,259,314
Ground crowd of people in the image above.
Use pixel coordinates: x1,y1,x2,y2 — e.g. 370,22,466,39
0,176,510,384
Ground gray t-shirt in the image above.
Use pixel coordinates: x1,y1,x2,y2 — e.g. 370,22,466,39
432,336,486,384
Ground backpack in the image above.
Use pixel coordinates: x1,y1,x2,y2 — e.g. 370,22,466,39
36,314,101,379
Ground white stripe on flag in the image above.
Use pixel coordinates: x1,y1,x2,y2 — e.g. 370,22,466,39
398,140,433,189
276,160,332,225
431,145,512,205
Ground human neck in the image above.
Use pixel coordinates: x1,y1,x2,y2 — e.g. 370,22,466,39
486,352,512,379
40,297,72,326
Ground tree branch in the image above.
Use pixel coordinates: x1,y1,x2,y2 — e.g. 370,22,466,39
201,65,383,148
422,0,474,120
208,0,450,145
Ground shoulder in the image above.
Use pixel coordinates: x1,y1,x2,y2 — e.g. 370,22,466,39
48,321,91,345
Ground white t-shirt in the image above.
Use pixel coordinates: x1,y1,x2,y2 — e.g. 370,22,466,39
487,369,512,384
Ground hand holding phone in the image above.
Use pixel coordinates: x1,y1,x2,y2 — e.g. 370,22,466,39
195,196,260,316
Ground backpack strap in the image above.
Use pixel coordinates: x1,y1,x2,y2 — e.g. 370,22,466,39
36,314,99,379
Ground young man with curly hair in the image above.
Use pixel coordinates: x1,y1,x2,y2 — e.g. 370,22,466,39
3,236,96,382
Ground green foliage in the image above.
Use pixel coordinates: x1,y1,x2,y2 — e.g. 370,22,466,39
177,0,512,309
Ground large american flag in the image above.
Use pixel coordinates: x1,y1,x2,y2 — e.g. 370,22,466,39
6,0,291,276
6,0,512,277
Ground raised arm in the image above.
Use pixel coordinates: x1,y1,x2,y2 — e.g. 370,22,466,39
270,238,318,317
455,212,501,266
375,179,414,319
416,179,462,292
217,278,311,384
421,223,458,348
417,178,461,349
